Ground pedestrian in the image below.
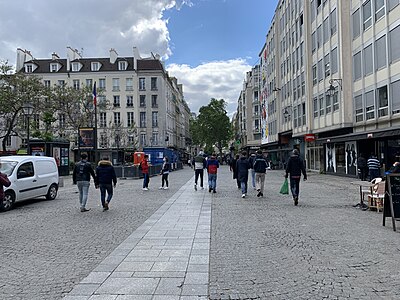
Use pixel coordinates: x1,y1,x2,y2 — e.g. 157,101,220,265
73,153,96,212
236,151,250,198
357,153,368,181
285,149,307,206
140,155,150,190
230,154,241,189
0,162,11,205
159,156,171,190
95,156,117,211
253,150,268,197
367,153,381,181
206,153,219,193
193,150,206,191
248,153,256,190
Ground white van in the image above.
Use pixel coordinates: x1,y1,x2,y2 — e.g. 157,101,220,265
0,156,59,211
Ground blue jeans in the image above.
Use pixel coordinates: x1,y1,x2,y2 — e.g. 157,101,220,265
250,169,256,188
77,181,90,209
289,178,300,198
369,169,380,181
208,173,217,190
240,180,248,194
143,173,150,188
99,183,113,207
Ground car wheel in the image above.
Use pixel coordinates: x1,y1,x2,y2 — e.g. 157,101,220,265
46,184,58,200
0,191,15,212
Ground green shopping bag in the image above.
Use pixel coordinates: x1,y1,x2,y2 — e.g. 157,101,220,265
280,178,289,194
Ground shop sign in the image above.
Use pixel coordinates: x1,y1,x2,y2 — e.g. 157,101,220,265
304,134,316,142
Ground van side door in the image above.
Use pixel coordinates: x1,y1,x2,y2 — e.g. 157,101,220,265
15,162,37,201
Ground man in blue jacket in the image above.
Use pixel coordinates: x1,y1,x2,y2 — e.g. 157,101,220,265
95,156,117,211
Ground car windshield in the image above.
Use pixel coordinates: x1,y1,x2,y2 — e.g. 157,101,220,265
0,160,18,176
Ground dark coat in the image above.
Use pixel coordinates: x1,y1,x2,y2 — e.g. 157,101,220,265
286,154,307,179
73,160,96,184
0,172,11,200
236,157,250,182
253,155,268,173
230,158,238,179
95,160,117,185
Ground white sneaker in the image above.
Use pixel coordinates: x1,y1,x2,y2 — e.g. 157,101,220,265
159,187,164,189
163,187,169,190
142,187,149,191
242,194,246,198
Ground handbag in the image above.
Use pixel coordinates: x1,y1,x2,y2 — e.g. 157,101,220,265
280,178,289,195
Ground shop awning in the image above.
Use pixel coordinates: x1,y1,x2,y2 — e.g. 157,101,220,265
316,126,400,144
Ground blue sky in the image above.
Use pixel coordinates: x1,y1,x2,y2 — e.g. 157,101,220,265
0,0,278,115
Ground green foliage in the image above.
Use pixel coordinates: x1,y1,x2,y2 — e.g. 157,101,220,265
191,98,232,154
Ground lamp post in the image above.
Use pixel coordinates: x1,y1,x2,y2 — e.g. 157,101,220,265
22,103,34,155
327,78,342,97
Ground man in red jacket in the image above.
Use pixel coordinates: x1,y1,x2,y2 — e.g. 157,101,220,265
141,155,150,191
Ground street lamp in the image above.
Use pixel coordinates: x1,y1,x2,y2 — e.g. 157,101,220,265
327,79,342,97
22,103,34,155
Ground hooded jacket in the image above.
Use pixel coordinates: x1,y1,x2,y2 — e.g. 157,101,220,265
95,160,117,185
285,153,307,179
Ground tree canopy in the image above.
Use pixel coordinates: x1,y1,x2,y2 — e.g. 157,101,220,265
190,98,232,155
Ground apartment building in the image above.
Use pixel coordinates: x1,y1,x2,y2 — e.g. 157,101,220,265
12,47,191,163
235,0,400,175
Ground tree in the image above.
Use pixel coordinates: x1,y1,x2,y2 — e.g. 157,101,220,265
191,98,232,156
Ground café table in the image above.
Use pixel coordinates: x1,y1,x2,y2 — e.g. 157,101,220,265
350,181,374,210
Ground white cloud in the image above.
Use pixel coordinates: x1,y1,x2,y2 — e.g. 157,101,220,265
0,0,191,62
167,59,251,116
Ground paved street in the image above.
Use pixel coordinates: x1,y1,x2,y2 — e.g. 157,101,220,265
2,165,400,299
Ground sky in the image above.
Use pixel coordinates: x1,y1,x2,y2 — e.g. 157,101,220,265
0,0,278,116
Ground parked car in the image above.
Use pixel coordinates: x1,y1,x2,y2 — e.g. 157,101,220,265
0,156,59,211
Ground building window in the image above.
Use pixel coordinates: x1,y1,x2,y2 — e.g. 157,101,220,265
58,80,65,87
301,72,305,96
330,9,337,36
318,59,323,82
352,9,361,39
365,90,375,120
317,25,322,48
100,112,107,128
100,133,108,148
151,77,157,90
363,0,372,31
139,78,145,90
389,0,400,11
319,95,325,116
114,112,121,126
375,0,385,21
91,62,100,71
313,97,318,118
391,79,400,114
326,94,332,114
140,112,146,128
99,78,106,90
59,114,65,128
73,79,80,90
127,112,134,127
140,95,146,107
333,90,339,111
323,17,329,44
363,44,373,76
302,102,306,125
151,133,158,146
50,63,58,72
353,51,362,81
152,95,158,108
140,134,146,146
312,64,317,86
72,62,80,72
112,78,120,91
324,54,330,78
25,64,33,73
331,48,338,74
98,96,106,107
375,35,387,70
118,61,127,70
152,112,158,127
126,78,133,91
113,95,120,107
355,95,364,122
377,85,388,117
293,107,298,128
126,95,133,107
44,80,51,88
86,79,93,89
389,25,400,63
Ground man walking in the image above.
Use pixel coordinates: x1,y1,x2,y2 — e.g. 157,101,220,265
206,153,219,193
357,153,368,181
140,155,150,190
367,153,381,181
236,151,250,198
285,149,307,206
193,150,206,190
248,152,256,190
73,153,96,212
95,157,117,211
253,150,268,197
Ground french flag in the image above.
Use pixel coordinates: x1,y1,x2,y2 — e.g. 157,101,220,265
93,82,97,106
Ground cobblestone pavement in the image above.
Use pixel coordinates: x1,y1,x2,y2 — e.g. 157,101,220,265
209,167,400,299
0,167,193,300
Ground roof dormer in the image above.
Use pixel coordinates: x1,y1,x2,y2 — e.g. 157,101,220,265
91,61,102,71
50,62,61,73
71,61,82,72
24,63,37,73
